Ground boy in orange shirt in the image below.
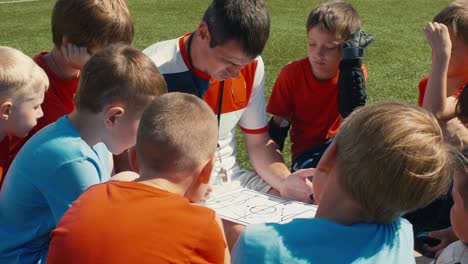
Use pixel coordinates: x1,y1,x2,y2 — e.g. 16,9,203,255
0,46,49,189
46,93,229,264
6,0,134,175
267,0,374,172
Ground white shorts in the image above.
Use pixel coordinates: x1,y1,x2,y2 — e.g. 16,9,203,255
211,164,271,197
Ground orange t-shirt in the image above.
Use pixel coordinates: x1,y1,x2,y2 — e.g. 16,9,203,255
418,75,466,106
267,57,367,160
46,181,226,264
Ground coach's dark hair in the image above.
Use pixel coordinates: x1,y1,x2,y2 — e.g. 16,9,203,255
202,0,270,58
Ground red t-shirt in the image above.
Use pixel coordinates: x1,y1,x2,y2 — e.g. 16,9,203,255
0,137,9,190
46,181,227,264
418,75,466,106
267,57,367,160
6,52,79,174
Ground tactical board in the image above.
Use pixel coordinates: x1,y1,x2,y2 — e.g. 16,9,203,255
203,187,317,225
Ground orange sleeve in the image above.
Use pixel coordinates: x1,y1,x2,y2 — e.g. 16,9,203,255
193,212,227,264
266,65,293,119
418,76,429,107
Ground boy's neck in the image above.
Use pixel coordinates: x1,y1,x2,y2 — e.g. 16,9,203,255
137,172,189,196
67,111,102,148
315,174,366,225
44,47,80,80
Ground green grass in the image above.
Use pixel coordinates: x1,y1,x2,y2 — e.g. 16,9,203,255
0,0,452,168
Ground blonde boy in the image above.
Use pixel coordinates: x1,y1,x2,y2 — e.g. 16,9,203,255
233,102,454,263
0,46,48,188
433,154,468,263
6,0,135,174
0,45,167,264
46,93,229,264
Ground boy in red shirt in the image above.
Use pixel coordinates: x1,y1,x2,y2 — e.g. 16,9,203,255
6,0,134,174
46,93,229,264
0,46,48,189
267,0,374,172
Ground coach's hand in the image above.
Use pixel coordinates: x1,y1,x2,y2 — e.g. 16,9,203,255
280,168,315,203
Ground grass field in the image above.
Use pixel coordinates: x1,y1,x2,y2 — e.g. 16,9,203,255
0,0,452,167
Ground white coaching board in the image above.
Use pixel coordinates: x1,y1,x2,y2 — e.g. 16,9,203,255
203,187,317,225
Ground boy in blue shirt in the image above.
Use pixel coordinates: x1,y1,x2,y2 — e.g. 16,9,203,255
0,44,167,264
233,102,456,264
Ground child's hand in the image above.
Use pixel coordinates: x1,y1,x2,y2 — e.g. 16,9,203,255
444,117,468,149
423,227,458,257
61,43,92,70
423,22,451,61
340,31,376,60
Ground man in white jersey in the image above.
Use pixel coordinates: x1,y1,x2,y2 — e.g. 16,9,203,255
144,0,314,203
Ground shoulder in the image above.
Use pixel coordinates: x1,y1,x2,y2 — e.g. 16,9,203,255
143,38,184,73
435,240,468,264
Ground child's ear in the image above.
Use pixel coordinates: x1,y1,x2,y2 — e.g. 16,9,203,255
317,141,338,172
0,101,12,120
198,156,215,184
128,146,139,173
104,106,125,128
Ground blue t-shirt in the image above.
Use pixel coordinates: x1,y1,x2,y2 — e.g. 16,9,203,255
0,116,110,264
232,217,415,264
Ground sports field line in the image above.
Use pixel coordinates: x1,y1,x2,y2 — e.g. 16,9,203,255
0,0,38,4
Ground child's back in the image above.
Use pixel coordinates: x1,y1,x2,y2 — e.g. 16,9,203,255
233,102,455,264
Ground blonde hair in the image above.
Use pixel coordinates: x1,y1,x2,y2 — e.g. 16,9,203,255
51,0,134,50
0,46,49,102
306,0,361,40
74,44,167,114
335,102,455,223
434,0,468,44
136,93,218,175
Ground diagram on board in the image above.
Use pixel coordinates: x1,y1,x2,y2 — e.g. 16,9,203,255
203,188,317,225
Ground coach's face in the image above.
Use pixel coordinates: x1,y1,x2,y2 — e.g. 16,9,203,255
197,23,253,81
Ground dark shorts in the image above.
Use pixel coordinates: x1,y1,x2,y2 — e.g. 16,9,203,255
291,137,334,172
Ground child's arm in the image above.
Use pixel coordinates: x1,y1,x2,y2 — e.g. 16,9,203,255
422,22,457,120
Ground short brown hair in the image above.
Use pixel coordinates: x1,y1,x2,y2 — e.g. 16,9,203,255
136,93,218,174
51,0,134,50
202,0,270,58
335,102,455,223
434,0,468,44
74,44,167,113
306,0,361,40
0,46,49,102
